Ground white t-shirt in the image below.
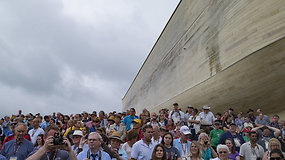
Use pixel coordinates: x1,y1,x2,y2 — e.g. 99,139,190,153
28,127,45,144
199,111,215,125
188,115,200,134
122,142,132,159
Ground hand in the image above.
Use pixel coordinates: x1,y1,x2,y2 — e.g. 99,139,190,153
44,136,56,151
61,137,72,152
112,148,120,158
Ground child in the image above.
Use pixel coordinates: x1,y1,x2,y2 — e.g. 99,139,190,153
209,120,224,151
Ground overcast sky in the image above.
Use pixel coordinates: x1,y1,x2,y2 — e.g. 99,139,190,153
0,0,180,118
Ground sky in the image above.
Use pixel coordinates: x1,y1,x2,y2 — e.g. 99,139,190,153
0,0,180,118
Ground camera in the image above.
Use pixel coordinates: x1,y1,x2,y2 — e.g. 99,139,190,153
204,140,208,145
53,132,64,145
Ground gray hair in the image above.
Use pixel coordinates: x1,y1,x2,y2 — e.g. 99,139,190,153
217,144,230,153
89,132,103,142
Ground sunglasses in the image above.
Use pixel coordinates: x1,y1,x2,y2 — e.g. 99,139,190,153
219,151,228,154
270,158,281,160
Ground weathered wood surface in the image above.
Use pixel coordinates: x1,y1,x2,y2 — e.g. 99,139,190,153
122,0,285,116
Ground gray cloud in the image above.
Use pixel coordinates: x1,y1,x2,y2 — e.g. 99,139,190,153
0,0,179,118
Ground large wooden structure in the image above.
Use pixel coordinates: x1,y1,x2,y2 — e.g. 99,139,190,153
122,0,285,117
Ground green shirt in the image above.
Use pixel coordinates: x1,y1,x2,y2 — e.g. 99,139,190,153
243,136,250,142
209,129,224,147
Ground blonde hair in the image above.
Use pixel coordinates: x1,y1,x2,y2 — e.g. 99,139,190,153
268,138,281,151
198,132,209,142
188,141,203,158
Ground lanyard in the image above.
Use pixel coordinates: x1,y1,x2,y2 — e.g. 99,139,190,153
87,149,101,160
32,129,38,137
46,150,57,160
13,140,23,155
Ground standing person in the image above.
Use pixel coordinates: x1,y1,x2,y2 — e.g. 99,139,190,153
28,118,45,144
225,138,240,160
109,132,128,160
76,132,111,160
123,108,138,131
0,123,34,160
218,123,245,152
27,125,77,160
109,115,127,141
151,144,167,160
210,120,224,151
239,131,264,160
199,105,215,134
152,125,162,146
131,125,155,160
184,106,194,123
173,126,191,159
165,119,175,132
198,133,218,160
98,111,108,128
161,132,181,160
168,103,185,125
71,130,89,156
188,108,200,141
185,141,203,160
158,110,168,127
122,131,138,159
1,116,11,137
40,115,50,130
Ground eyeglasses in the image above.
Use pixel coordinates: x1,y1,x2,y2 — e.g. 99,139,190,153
88,139,99,142
270,157,281,160
219,151,228,154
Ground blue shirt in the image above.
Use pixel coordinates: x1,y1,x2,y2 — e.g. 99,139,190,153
218,131,245,151
173,138,191,158
0,139,34,160
2,122,11,136
123,115,138,131
77,149,111,160
28,149,70,160
131,139,155,160
40,121,49,129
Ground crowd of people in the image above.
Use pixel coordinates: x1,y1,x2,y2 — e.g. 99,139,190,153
0,103,284,160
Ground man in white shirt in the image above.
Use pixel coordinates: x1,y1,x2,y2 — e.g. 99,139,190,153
131,125,154,160
168,103,185,125
199,105,215,134
28,118,45,144
239,131,264,160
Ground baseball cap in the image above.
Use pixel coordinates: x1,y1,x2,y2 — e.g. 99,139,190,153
132,119,141,124
244,127,251,133
180,126,191,135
